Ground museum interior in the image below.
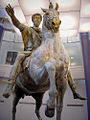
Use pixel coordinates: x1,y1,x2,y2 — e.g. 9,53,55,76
0,0,90,120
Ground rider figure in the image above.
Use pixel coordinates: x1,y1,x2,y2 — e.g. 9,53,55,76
3,4,85,100
3,4,42,98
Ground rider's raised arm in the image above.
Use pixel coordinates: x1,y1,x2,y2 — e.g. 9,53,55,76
5,4,26,32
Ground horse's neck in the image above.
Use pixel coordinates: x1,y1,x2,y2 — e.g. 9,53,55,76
42,25,64,55
42,25,59,41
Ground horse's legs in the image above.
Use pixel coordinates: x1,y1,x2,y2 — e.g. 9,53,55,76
56,93,64,120
45,62,58,100
56,80,67,120
31,61,57,109
30,60,57,117
45,62,58,117
67,71,86,100
35,93,43,120
32,92,44,120
12,86,23,120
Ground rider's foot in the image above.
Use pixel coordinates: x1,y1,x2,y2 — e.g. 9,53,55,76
73,92,86,100
3,85,12,98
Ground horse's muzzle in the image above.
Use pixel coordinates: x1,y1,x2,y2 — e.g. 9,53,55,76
52,18,61,26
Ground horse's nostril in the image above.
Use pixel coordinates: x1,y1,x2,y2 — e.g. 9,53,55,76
52,22,55,25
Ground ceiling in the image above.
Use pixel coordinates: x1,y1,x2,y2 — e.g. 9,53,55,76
0,0,90,37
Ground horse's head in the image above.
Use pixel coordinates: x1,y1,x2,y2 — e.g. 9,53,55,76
42,2,61,33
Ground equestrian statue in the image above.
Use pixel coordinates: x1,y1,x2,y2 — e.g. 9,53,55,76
3,2,86,120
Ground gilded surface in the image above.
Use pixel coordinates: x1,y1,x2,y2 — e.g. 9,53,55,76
3,2,86,120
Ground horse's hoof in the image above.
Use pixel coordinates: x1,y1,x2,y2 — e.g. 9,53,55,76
73,93,86,100
45,105,55,118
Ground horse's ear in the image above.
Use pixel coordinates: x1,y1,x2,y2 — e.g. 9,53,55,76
41,8,47,13
49,2,53,9
55,3,59,10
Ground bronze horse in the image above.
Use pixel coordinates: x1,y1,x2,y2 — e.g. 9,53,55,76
7,2,85,120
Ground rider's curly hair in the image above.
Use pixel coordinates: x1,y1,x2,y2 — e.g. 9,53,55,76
32,13,42,22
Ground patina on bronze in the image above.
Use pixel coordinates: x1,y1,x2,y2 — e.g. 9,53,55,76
3,2,86,120
3,4,42,97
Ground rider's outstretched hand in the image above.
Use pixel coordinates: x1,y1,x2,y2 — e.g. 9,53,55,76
5,4,14,17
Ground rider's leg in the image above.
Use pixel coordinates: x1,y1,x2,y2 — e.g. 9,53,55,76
26,55,31,69
67,71,86,100
3,53,25,98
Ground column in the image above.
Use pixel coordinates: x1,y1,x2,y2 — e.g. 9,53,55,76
0,25,3,48
80,32,90,120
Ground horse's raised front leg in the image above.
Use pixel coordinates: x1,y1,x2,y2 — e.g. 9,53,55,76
45,61,58,117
